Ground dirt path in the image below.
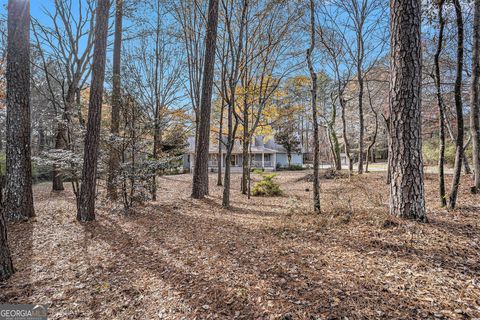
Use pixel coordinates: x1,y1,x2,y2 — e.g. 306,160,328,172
1,172,479,319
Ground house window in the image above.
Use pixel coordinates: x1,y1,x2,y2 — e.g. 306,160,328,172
230,155,236,166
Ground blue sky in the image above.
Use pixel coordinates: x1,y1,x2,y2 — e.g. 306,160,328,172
1,1,61,24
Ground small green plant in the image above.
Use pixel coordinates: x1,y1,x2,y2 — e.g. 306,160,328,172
288,164,304,171
252,173,282,197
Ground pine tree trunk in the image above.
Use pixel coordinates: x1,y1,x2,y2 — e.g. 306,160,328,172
5,0,35,221
192,0,220,199
107,0,123,200
0,208,14,281
471,0,480,193
307,0,320,214
434,0,447,206
388,0,426,221
77,0,110,222
448,0,465,209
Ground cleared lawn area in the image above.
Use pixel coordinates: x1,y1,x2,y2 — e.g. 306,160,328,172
1,171,479,319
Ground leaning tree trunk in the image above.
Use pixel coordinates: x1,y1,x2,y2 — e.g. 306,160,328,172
192,0,220,199
5,0,35,221
448,0,465,209
434,0,447,206
307,0,320,214
0,207,13,281
471,0,480,193
107,0,123,200
388,0,426,221
77,0,110,222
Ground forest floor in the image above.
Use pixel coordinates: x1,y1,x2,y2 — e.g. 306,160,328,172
1,171,479,319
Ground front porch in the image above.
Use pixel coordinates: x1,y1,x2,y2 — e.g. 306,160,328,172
192,153,277,172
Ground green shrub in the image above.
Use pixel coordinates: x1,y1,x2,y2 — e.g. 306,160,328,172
423,139,456,167
288,164,304,171
252,173,282,197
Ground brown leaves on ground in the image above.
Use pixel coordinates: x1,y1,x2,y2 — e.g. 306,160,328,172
0,171,479,319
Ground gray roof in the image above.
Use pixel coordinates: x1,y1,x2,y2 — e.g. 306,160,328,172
186,135,301,154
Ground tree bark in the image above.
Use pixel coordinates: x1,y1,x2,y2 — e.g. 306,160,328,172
222,101,236,208
471,0,480,193
52,86,75,192
307,0,320,214
5,0,35,221
388,0,426,221
365,82,378,173
192,0,220,199
107,0,123,200
340,96,353,174
241,115,249,194
77,0,110,222
448,0,465,209
434,0,447,206
328,109,341,171
0,207,14,281
357,53,365,174
217,102,224,186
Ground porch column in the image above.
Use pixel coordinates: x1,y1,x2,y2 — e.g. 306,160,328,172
273,153,276,171
262,152,264,169
220,152,224,168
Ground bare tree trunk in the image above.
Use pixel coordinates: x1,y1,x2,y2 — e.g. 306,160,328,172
340,96,353,174
389,0,426,221
307,0,320,214
241,107,249,194
357,56,365,174
434,0,447,206
471,0,480,193
365,82,378,173
151,1,163,202
77,0,110,222
52,86,76,191
222,102,236,208
0,208,13,281
107,0,123,200
448,0,465,209
217,102,224,186
383,114,391,184
328,95,341,171
5,0,35,221
192,0,220,199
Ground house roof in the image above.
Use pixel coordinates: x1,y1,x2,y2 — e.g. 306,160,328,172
186,135,302,154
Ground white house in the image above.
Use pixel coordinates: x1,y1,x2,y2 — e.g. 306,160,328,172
183,136,304,172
